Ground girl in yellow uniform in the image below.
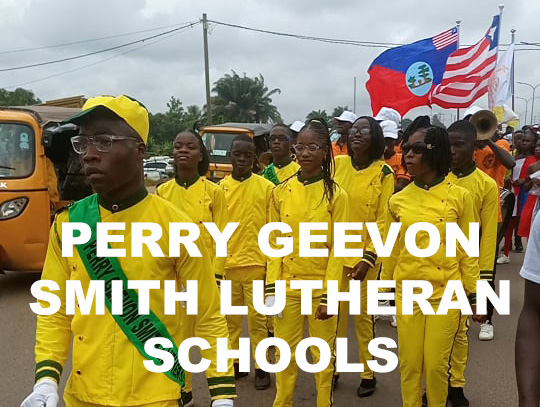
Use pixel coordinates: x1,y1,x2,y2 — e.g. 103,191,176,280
334,116,394,397
262,124,300,185
156,130,228,407
382,126,482,407
266,119,349,407
219,135,274,390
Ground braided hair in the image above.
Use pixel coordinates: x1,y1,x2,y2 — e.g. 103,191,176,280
422,126,452,177
298,118,336,203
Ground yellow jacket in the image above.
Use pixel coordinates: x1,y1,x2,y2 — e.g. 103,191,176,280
35,193,235,405
219,173,274,269
334,156,394,268
447,165,499,281
156,176,228,279
381,178,479,303
265,174,349,306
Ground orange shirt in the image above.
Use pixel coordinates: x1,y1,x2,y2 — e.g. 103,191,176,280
474,139,511,189
385,151,410,182
332,139,348,157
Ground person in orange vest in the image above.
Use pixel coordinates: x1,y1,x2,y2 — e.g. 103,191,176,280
332,111,357,157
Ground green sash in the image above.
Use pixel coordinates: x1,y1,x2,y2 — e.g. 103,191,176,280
68,194,185,387
262,163,280,185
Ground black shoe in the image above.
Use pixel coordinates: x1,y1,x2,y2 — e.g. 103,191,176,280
422,390,428,407
180,391,194,407
234,363,248,379
448,387,469,407
332,374,340,390
267,330,274,337
514,244,523,253
357,377,377,397
255,369,271,390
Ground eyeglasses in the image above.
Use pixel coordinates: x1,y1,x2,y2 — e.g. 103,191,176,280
269,135,291,143
348,127,371,137
293,143,323,154
71,134,139,154
402,142,434,155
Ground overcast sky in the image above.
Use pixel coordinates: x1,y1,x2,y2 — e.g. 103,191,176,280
1,0,539,125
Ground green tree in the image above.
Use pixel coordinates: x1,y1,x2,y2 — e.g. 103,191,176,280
331,106,350,118
418,64,431,82
407,76,416,88
211,71,282,123
306,109,331,124
0,87,41,106
148,96,203,153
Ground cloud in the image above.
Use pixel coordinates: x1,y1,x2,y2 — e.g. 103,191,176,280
0,0,536,124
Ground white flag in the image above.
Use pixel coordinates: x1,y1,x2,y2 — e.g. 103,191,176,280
488,43,515,109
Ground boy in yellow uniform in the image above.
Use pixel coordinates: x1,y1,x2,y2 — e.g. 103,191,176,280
446,120,498,407
334,116,394,397
21,96,236,407
219,135,274,390
261,124,300,185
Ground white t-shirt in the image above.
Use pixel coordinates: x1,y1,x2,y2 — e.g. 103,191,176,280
520,209,540,285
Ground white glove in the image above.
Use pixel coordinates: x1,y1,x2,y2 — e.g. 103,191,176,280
21,379,59,407
212,399,234,407
265,295,282,319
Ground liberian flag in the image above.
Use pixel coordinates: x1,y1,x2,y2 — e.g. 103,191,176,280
430,15,500,108
366,28,458,116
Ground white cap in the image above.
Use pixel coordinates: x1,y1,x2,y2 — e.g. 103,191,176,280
375,107,401,127
334,111,357,124
380,120,399,139
464,105,483,117
290,120,305,133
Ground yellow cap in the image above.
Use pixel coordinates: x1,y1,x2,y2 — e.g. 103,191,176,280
65,95,149,143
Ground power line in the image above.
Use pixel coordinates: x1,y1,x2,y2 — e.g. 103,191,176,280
5,27,191,89
0,21,199,72
209,19,537,50
0,22,195,55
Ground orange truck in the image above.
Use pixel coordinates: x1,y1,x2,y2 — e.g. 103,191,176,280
199,122,272,182
0,106,90,273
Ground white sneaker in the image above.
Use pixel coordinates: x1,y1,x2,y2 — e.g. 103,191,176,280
375,300,390,321
479,322,494,341
496,254,510,264
390,315,397,328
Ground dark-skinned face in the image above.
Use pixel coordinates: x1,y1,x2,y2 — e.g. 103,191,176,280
269,127,292,160
174,132,202,172
449,131,475,171
521,133,535,155
404,130,429,177
230,140,255,176
349,118,372,157
535,139,540,159
296,130,326,174
334,119,352,136
78,111,145,195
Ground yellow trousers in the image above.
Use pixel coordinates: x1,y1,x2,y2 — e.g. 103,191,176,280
179,307,195,394
273,286,337,407
336,266,379,379
225,266,269,369
396,296,460,407
449,313,469,388
65,393,179,407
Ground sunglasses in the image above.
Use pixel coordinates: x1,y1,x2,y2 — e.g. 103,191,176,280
402,142,434,154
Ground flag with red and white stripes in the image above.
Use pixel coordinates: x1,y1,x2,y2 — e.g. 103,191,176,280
430,15,500,108
432,27,458,50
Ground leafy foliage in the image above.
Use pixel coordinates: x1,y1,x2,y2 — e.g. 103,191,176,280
211,71,282,123
0,87,41,106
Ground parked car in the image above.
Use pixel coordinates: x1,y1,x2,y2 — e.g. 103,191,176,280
144,169,168,182
144,158,174,176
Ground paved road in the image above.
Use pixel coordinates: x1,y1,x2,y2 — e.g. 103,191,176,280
1,255,524,407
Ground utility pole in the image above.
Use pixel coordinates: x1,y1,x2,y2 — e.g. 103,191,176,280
353,77,357,114
511,28,516,111
202,13,212,125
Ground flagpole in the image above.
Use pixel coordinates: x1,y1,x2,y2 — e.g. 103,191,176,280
497,4,504,55
511,28,516,111
456,18,461,120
